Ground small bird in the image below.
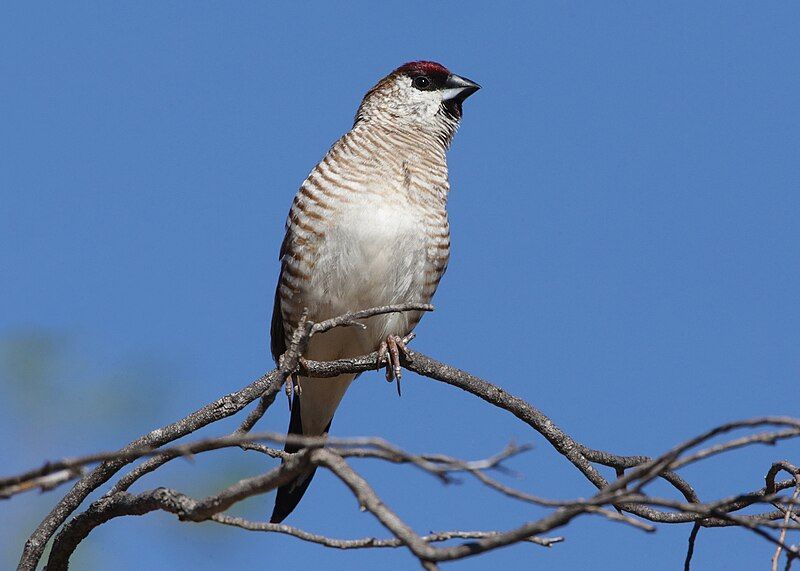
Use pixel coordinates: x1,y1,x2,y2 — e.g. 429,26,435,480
270,61,480,523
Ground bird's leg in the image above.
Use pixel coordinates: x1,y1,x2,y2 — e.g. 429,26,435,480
377,333,416,395
293,361,305,396
278,353,294,410
283,373,294,411
377,340,388,370
283,370,304,410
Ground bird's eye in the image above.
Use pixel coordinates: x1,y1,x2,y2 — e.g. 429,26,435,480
412,76,432,90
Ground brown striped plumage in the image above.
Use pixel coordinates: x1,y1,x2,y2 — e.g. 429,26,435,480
270,61,479,523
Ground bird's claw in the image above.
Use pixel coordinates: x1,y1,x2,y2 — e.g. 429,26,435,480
283,373,294,410
283,368,304,411
297,357,309,380
377,333,416,396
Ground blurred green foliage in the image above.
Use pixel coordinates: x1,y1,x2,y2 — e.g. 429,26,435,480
0,329,272,569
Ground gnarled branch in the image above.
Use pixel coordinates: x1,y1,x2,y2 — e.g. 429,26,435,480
10,305,799,570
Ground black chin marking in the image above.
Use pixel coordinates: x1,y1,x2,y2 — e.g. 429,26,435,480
442,99,462,121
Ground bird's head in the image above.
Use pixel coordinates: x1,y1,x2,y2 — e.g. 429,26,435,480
355,61,480,144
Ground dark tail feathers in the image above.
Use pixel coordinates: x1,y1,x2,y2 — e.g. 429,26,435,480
270,395,331,523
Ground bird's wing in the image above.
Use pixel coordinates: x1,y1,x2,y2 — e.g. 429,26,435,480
270,217,296,363
270,283,286,364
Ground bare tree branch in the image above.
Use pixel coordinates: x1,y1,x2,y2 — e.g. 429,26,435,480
211,514,564,549
10,305,799,570
2,433,533,499
773,476,800,571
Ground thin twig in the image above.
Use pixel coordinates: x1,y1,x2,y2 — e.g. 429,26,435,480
12,304,800,571
211,514,563,548
773,476,800,571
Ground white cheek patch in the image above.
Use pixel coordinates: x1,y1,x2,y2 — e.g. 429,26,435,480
381,76,450,122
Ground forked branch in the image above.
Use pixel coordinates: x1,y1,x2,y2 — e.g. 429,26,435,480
8,304,799,570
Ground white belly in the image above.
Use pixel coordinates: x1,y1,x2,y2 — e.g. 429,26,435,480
303,200,428,357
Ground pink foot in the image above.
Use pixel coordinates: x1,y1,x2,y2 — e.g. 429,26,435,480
377,333,416,395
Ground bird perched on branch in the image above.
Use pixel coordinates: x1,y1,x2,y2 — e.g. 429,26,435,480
270,61,480,522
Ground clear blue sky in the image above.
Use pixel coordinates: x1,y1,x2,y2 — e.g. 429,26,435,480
2,2,799,569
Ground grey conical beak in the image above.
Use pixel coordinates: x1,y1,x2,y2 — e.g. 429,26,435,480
441,73,481,102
